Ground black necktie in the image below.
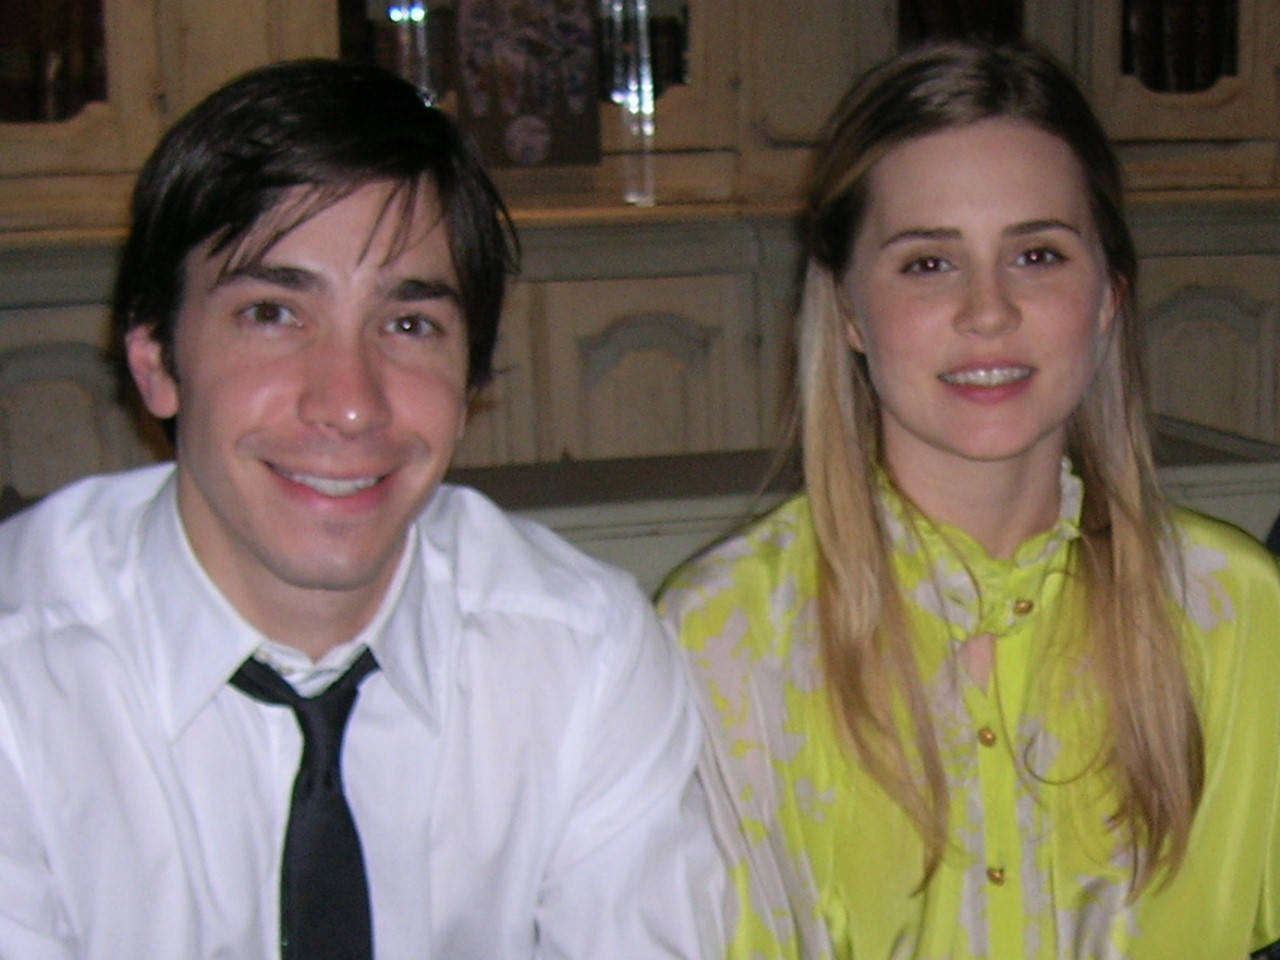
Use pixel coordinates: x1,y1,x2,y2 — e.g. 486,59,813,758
230,648,379,960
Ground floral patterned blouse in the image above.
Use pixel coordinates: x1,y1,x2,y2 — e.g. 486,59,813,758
658,466,1280,959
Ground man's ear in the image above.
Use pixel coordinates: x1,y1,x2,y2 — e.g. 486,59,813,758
124,326,179,419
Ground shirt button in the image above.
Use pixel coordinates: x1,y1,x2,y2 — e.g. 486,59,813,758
977,727,997,747
986,866,1006,885
1013,598,1034,616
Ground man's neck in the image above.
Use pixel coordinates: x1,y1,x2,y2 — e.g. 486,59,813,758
197,541,404,661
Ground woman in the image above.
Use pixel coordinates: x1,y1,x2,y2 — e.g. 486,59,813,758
659,39,1280,959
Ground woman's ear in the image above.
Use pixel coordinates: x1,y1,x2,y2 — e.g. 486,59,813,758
125,326,179,419
836,275,865,353
1099,278,1122,336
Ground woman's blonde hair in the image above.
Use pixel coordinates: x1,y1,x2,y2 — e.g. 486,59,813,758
797,39,1202,891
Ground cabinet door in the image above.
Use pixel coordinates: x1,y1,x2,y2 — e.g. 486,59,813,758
1141,255,1279,443
0,305,161,500
0,0,166,232
0,0,162,179
539,274,759,460
598,0,737,154
1089,0,1278,142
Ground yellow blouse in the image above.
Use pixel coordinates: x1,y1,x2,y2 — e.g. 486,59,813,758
658,470,1280,959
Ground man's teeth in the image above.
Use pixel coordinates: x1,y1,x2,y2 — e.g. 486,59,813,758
940,366,1031,387
284,472,380,496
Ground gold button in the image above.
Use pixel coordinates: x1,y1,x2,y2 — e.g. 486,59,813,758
1012,598,1034,616
986,866,1005,885
977,727,997,747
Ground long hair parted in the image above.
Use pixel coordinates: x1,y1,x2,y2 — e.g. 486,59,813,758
796,39,1202,891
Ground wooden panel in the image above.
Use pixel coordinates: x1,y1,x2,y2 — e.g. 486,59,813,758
1119,141,1277,192
452,281,539,468
269,0,339,60
0,0,164,177
162,0,272,114
540,274,758,459
1089,0,1279,141
0,340,157,498
0,172,133,234
1141,255,1279,442
745,0,857,146
598,0,737,153
493,150,737,208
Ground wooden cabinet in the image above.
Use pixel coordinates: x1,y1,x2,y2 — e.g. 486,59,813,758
1088,0,1280,190
1134,200,1280,446
453,215,783,468
452,281,540,469
462,272,760,468
541,273,757,459
0,302,158,502
0,0,1277,496
0,0,164,234
0,0,336,235
1144,272,1276,442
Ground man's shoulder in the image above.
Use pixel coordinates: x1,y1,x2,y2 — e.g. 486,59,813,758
0,465,173,620
416,484,651,635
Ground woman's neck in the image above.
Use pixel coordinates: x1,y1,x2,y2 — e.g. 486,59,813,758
885,447,1066,560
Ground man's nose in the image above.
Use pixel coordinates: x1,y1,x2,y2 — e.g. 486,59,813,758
296,334,391,436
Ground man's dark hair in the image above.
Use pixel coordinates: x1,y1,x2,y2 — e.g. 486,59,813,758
111,58,518,391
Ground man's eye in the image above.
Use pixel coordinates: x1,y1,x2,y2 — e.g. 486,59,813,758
1017,247,1065,267
240,302,295,325
902,255,949,275
387,314,441,337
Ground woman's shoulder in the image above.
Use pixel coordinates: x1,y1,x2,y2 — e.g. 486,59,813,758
1167,506,1280,641
1170,508,1280,589
657,493,819,657
658,493,815,603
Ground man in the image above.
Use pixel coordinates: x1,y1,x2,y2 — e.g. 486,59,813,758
0,60,721,958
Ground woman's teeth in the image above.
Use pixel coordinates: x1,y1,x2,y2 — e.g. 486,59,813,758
940,366,1031,387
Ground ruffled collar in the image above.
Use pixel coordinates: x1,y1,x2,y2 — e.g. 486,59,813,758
874,458,1083,638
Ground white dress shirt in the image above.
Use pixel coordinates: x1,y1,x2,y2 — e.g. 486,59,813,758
0,464,723,959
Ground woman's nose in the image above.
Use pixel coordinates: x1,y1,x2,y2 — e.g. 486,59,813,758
954,269,1020,337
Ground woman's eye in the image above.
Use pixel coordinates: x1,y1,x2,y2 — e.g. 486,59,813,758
239,302,296,326
901,255,950,275
1017,247,1065,267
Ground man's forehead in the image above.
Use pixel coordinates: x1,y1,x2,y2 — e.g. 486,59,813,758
210,178,449,277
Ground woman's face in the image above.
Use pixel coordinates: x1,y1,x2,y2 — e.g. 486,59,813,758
842,117,1116,486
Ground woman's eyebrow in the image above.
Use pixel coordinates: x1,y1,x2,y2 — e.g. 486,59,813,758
879,226,961,249
878,219,1084,250
1005,218,1082,237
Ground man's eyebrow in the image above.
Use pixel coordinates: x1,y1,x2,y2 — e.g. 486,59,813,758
384,277,461,303
215,263,321,292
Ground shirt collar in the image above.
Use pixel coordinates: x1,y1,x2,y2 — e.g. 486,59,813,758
142,474,442,738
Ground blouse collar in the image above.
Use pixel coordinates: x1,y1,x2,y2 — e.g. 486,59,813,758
874,458,1083,638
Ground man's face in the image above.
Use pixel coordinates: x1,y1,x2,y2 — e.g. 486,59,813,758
127,180,468,647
